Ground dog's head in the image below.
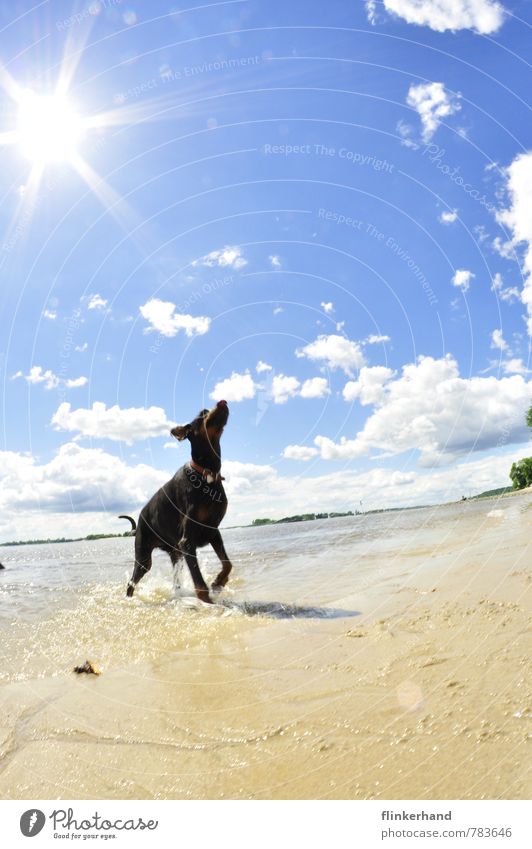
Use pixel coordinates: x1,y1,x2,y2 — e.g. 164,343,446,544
170,400,229,470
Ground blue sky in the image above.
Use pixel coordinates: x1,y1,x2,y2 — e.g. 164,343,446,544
1,0,531,540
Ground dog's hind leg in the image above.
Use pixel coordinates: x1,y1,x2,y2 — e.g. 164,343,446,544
126,540,153,597
210,530,233,592
170,549,183,594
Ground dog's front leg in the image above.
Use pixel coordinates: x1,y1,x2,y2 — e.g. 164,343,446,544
179,537,212,604
210,529,233,592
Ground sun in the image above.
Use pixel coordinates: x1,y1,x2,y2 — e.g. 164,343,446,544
16,89,85,164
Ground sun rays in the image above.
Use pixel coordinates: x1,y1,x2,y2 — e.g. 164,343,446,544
0,43,154,244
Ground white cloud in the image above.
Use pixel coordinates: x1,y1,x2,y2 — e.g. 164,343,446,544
296,334,366,375
271,374,301,404
365,334,391,345
491,328,508,351
273,306,284,315
221,460,277,495
12,366,87,391
406,81,461,142
75,342,88,352
365,0,379,25
452,268,475,292
377,0,505,34
503,358,530,375
312,355,532,466
496,151,532,334
491,272,520,304
342,366,394,405
321,301,334,314
210,371,257,402
139,299,210,337
282,445,319,461
42,309,57,320
0,442,167,520
65,376,88,389
396,119,420,150
439,209,458,224
51,402,171,444
269,254,281,268
300,377,330,399
86,294,108,311
256,360,272,373
193,245,247,270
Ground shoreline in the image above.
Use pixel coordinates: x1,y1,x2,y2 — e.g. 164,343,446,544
1,484,529,549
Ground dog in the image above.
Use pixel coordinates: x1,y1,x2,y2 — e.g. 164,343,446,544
120,400,233,604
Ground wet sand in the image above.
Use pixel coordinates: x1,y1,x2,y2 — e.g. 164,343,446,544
0,491,530,799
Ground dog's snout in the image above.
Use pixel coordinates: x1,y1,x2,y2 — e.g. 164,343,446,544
217,399,227,408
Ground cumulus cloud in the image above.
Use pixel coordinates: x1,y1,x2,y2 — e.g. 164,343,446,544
193,245,247,270
296,334,366,375
503,358,530,375
439,209,458,224
375,0,505,34
0,442,167,517
139,299,210,337
269,254,282,268
491,329,508,351
300,377,330,399
86,294,108,310
221,460,277,495
452,269,475,292
51,402,171,444
210,369,329,404
342,366,395,405
282,445,319,461
271,374,301,404
12,366,87,391
365,334,391,345
210,371,257,402
495,151,532,334
311,355,532,466
321,301,334,314
64,376,89,389
406,81,461,142
42,309,57,320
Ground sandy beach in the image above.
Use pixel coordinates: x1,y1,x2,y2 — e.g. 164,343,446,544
0,491,530,800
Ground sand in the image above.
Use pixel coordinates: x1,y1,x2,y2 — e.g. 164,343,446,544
0,491,530,800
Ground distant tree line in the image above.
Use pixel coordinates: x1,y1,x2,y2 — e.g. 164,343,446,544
252,511,355,526
509,404,532,490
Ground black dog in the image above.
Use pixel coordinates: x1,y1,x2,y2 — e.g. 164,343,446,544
120,400,233,604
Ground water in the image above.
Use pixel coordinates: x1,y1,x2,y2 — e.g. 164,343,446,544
0,500,505,683
0,495,528,800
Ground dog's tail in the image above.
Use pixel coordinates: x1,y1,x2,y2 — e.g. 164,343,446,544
118,514,137,533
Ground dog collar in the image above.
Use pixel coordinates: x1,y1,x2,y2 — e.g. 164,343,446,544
188,460,225,484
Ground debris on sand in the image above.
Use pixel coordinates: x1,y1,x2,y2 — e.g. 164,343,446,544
73,660,101,676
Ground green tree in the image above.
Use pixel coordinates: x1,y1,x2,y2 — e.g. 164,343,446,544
509,403,532,490
510,457,532,490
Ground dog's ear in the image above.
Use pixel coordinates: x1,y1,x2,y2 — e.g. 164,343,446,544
170,424,191,441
